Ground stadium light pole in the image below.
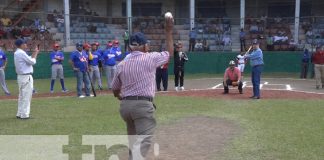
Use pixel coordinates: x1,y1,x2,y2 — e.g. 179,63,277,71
63,0,71,47
294,0,300,44
127,0,132,34
240,0,245,29
190,0,195,30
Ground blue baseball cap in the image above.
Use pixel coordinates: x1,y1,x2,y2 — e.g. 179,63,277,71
129,32,148,46
252,39,259,44
76,42,83,48
15,39,26,46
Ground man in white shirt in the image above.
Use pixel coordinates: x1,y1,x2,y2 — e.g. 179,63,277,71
14,39,39,119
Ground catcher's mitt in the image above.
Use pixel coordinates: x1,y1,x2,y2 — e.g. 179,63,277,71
232,81,238,87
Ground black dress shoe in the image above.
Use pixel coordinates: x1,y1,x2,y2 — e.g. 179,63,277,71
16,116,20,119
249,96,256,98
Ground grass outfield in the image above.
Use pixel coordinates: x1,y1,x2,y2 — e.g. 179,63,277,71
0,94,323,159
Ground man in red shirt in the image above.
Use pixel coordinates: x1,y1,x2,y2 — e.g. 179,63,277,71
223,60,243,94
312,47,324,89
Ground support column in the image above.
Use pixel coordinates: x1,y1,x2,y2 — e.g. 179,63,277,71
294,0,300,43
63,0,70,46
240,0,245,29
190,0,195,30
127,0,132,34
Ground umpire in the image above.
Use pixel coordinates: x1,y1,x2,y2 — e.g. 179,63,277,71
111,16,173,159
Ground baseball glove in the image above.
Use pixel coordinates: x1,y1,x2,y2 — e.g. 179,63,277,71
232,81,238,87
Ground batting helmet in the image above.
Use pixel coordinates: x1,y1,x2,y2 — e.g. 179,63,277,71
91,42,100,46
76,42,83,48
53,43,60,49
113,40,119,45
107,42,113,47
83,43,91,49
229,60,235,66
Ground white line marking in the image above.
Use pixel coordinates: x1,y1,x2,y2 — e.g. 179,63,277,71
260,84,263,89
264,81,269,84
211,83,223,89
286,85,292,90
242,81,247,88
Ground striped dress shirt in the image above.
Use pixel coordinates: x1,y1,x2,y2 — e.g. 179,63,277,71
112,51,169,97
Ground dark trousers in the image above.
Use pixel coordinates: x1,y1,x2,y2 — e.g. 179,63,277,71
240,39,246,51
300,62,309,79
124,39,129,51
174,66,184,87
189,38,196,52
251,65,263,97
156,68,168,91
223,79,243,93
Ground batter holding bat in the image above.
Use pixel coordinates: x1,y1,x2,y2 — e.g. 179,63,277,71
244,39,264,99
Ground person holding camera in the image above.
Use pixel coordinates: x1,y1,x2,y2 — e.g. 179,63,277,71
174,41,189,91
14,39,39,119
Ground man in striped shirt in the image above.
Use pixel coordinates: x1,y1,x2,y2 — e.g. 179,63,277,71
112,17,174,159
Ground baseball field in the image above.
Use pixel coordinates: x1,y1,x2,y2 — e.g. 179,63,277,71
0,74,324,160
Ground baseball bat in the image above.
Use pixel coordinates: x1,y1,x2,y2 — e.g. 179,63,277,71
86,70,97,97
246,45,252,54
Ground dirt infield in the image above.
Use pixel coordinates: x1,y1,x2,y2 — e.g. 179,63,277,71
161,88,324,99
1,78,324,100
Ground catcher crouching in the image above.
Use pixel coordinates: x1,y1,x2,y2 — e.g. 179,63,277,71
223,60,243,94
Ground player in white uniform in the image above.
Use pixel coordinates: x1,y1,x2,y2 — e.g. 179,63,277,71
236,52,246,80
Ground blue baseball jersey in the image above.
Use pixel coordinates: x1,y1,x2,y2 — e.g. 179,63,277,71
50,50,64,65
89,49,102,66
0,50,7,67
103,49,117,66
70,50,89,72
110,47,123,61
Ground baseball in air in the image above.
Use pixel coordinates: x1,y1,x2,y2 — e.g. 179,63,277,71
164,12,173,19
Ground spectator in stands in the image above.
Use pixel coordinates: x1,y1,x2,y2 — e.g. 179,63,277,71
189,28,197,52
11,26,22,39
289,39,296,51
87,24,97,33
84,2,92,15
300,48,310,79
245,14,252,25
203,39,209,51
21,26,32,40
296,40,305,51
306,29,314,39
274,16,282,24
34,18,41,30
239,28,246,51
249,23,259,34
0,15,12,27
0,27,7,39
266,34,274,51
260,14,267,26
194,39,203,51
273,34,288,44
222,34,231,47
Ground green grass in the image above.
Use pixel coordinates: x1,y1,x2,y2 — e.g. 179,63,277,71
0,95,323,160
